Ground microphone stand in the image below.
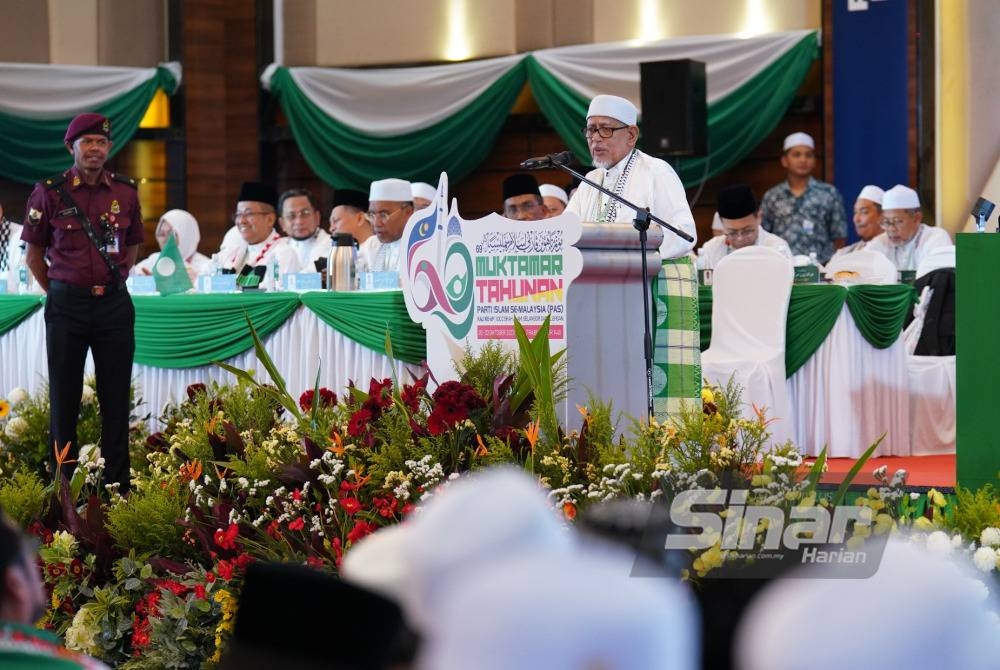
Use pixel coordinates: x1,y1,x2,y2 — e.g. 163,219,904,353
542,154,694,421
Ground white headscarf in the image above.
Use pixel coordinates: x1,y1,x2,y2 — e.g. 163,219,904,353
158,209,201,261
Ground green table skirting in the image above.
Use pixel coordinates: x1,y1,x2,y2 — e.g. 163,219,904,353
0,291,427,368
699,284,917,377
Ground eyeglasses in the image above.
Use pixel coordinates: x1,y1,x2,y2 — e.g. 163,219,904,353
582,124,629,139
282,207,315,220
723,226,758,240
366,206,409,222
504,201,544,216
880,217,910,229
232,210,271,223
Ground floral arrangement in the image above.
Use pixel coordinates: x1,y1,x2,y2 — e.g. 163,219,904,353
0,316,992,667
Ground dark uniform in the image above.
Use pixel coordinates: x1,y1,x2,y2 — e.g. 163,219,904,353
20,114,143,493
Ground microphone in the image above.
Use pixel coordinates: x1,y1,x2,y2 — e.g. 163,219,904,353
519,151,573,170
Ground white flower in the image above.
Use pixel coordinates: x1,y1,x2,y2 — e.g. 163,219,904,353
980,527,1000,547
78,443,100,466
973,546,998,573
80,385,96,403
926,530,954,555
4,416,28,440
6,387,28,407
952,534,964,548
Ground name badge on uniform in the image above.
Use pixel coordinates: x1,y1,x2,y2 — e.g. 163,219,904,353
105,236,120,255
56,207,79,219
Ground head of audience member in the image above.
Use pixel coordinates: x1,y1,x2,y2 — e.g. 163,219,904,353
155,209,202,261
584,94,639,170
502,174,545,221
539,184,568,217
218,561,406,670
368,179,413,244
278,189,323,241
781,132,816,180
0,509,46,625
853,185,884,242
64,112,112,177
880,184,923,246
735,538,1000,670
329,189,372,245
716,184,761,250
410,182,437,210
234,182,278,245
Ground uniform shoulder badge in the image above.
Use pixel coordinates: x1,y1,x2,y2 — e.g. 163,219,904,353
110,173,138,189
43,173,67,190
28,208,43,225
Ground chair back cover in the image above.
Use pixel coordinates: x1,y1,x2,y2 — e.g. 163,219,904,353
916,244,956,280
825,249,897,284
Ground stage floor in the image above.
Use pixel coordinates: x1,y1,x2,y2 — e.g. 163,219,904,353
810,454,956,490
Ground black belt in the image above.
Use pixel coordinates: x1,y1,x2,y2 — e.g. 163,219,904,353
50,279,124,297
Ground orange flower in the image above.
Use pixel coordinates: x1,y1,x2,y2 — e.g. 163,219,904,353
53,441,76,468
562,502,577,521
179,459,203,484
328,431,346,458
524,421,540,453
474,434,489,458
751,403,777,427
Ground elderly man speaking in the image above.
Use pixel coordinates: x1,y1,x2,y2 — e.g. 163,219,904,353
566,94,699,417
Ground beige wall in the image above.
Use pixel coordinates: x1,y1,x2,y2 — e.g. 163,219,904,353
0,0,164,65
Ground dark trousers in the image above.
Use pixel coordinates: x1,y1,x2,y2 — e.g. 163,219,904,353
45,283,135,493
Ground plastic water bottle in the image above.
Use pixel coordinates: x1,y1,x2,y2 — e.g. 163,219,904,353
328,234,356,292
17,243,30,294
808,251,818,266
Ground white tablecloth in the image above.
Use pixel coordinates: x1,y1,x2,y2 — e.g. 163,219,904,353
0,307,422,432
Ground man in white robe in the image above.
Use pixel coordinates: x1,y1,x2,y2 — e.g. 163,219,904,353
867,185,951,271
279,188,332,271
696,184,791,270
219,182,299,287
358,178,413,274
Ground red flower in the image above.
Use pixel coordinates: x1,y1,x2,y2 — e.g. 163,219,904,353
347,520,378,544
194,584,206,600
131,615,151,651
288,517,305,531
213,523,240,551
306,555,325,569
401,503,415,516
68,559,85,579
300,387,339,411
373,495,398,519
339,479,361,494
217,559,234,581
331,537,344,565
340,497,362,515
135,591,161,617
367,378,394,408
206,570,217,583
45,562,66,579
347,407,373,437
60,597,75,615
426,410,449,436
234,553,254,571
186,383,207,401
291,488,303,502
158,580,187,596
28,521,53,546
266,520,281,539
401,376,428,412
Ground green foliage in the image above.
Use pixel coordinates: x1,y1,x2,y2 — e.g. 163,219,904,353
0,468,48,525
951,485,1000,541
458,341,518,402
105,480,191,558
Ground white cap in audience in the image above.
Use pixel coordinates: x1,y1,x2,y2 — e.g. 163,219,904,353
411,181,437,203
736,538,1000,670
881,184,921,210
369,178,412,202
783,131,815,151
856,184,885,205
340,522,413,606
539,184,568,204
419,545,700,670
711,211,723,231
587,94,638,125
403,466,569,632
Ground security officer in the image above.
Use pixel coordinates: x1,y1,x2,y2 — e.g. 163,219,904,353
21,113,143,494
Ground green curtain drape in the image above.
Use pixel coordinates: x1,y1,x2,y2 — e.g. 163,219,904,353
524,32,820,186
0,295,43,336
699,284,916,377
0,65,179,185
299,291,426,364
266,63,527,190
132,293,301,368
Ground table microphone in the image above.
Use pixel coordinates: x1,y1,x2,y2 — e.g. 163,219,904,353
520,151,573,170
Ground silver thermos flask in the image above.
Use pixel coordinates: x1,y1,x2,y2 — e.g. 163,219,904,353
328,234,356,291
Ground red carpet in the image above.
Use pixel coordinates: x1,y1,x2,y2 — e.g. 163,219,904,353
808,454,956,489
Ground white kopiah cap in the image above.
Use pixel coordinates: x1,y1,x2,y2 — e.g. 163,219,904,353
783,132,815,152
856,185,885,205
586,94,638,126
881,184,920,210
369,178,413,202
411,182,437,202
538,184,568,204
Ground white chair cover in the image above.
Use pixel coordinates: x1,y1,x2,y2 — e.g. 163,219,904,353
908,355,956,455
902,286,933,355
916,244,956,280
824,249,898,284
701,247,794,445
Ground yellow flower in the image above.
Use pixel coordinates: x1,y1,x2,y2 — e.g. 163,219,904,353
928,488,947,507
874,513,894,535
701,388,715,405
912,516,936,531
0,399,9,419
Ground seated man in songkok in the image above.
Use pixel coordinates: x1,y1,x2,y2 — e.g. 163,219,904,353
866,184,951,271
501,173,546,222
830,184,885,259
217,181,299,284
696,183,791,270
328,188,372,247
359,178,412,273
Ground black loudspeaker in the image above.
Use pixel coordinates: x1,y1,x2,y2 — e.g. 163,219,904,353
639,59,707,157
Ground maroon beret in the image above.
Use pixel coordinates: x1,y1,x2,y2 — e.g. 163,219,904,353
64,113,111,145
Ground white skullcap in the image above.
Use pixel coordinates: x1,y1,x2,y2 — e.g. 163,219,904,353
340,522,413,607
736,538,1000,670
856,185,885,205
369,178,412,202
711,211,723,231
783,131,815,151
158,209,201,261
538,184,568,204
587,94,638,126
403,467,570,633
410,182,436,202
419,545,699,670
882,184,921,210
